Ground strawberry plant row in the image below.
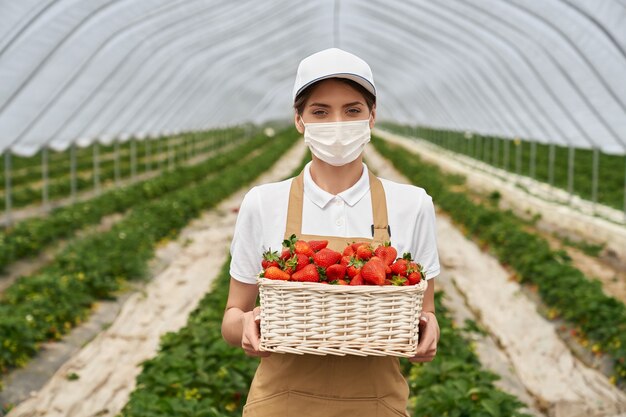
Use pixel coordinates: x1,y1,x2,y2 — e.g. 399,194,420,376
372,134,626,387
118,151,529,417
118,267,529,416
0,126,247,176
0,131,242,209
380,122,626,212
0,127,300,379
0,130,259,272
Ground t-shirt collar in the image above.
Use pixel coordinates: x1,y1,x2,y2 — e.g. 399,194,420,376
303,161,370,209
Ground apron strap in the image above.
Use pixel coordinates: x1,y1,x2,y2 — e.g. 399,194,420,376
284,166,390,242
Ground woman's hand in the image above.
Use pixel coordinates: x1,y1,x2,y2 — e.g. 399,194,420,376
241,306,271,358
409,311,439,363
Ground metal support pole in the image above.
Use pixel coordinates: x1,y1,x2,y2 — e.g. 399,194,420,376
504,139,510,172
592,147,599,211
567,145,575,200
548,144,555,186
93,142,100,195
42,146,49,213
530,141,537,178
131,138,137,179
71,142,77,202
493,137,499,168
623,155,626,223
146,140,151,172
158,139,164,172
516,139,522,176
4,150,12,227
114,140,120,186
168,137,174,171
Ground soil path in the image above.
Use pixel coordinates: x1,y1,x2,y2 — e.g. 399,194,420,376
5,140,308,417
364,144,626,417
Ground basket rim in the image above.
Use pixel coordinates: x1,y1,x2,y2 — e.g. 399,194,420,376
257,276,428,293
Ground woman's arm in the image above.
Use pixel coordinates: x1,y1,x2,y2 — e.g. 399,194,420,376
221,277,271,357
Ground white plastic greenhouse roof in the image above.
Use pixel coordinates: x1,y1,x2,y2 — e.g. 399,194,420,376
1,0,625,157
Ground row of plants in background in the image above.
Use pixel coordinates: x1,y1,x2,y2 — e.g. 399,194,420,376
117,150,312,417
0,131,248,209
0,129,262,272
118,153,529,417
379,122,626,212
0,134,202,188
0,126,248,175
372,134,626,387
0,127,300,380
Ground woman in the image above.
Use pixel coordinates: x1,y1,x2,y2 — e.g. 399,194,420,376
222,47,440,416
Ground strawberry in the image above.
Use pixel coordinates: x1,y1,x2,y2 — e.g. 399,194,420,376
340,255,351,267
355,244,374,260
313,248,342,268
407,271,421,285
308,240,329,252
292,264,320,282
335,279,348,285
343,244,355,257
361,258,386,285
325,264,347,281
351,241,369,251
284,253,310,274
390,253,413,277
280,248,292,261
261,249,280,269
262,266,290,281
349,273,364,285
282,233,314,257
374,241,397,266
346,257,364,278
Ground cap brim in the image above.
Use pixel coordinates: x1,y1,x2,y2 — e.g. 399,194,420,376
294,73,376,101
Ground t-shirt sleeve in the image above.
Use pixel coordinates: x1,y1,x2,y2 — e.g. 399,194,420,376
229,186,264,285
414,191,440,280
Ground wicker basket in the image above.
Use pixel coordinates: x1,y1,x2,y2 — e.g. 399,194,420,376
257,277,428,357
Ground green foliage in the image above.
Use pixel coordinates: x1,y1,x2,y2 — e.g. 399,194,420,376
0,128,253,272
372,134,626,387
380,122,626,212
0,127,300,381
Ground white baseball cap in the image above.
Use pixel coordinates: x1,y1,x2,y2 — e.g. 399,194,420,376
292,47,376,102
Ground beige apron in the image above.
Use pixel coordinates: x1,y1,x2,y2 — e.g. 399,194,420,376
243,168,411,417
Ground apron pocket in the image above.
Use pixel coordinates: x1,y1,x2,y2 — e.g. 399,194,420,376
242,390,289,417
286,390,408,417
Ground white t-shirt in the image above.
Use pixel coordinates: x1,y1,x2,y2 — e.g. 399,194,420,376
229,161,440,284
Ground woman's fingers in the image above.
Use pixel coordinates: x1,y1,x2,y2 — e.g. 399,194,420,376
410,313,439,363
241,308,271,357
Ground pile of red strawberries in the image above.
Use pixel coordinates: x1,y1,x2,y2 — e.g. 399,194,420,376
260,234,425,285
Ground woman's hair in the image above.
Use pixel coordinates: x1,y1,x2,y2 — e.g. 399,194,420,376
293,78,376,115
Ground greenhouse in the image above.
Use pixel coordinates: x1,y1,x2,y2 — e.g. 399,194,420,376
1,1,625,416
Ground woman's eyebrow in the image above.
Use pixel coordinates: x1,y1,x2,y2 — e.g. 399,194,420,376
342,101,364,107
308,102,330,107
307,101,364,107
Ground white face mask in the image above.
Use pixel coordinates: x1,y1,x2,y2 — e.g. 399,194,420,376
300,115,372,166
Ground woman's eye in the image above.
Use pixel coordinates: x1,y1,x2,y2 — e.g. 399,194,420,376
312,110,326,115
347,108,361,114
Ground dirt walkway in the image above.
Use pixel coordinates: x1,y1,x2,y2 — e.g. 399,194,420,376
5,140,308,417
364,145,626,417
